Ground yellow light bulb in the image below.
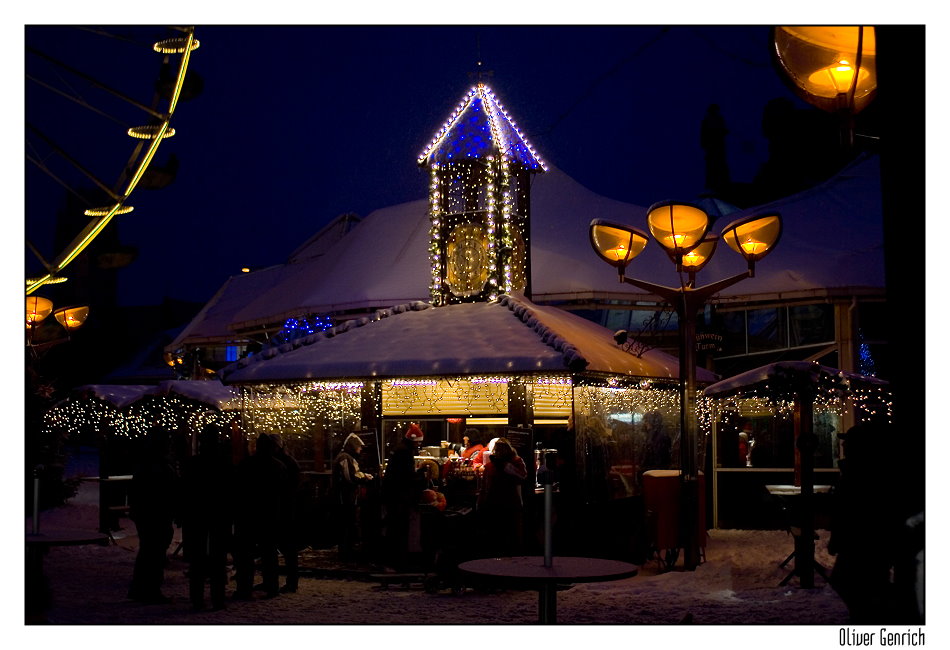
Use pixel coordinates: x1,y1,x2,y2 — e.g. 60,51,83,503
740,239,766,255
807,58,871,95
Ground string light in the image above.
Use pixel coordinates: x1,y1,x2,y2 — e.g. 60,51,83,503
419,84,543,304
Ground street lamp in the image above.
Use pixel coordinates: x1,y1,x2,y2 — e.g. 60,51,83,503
26,296,89,350
590,203,781,569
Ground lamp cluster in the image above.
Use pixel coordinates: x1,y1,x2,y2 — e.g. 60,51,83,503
26,296,89,345
591,202,782,285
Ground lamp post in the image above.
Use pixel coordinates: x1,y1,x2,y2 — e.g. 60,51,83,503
590,203,781,569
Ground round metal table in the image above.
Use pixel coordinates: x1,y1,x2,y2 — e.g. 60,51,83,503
458,556,638,623
26,529,109,620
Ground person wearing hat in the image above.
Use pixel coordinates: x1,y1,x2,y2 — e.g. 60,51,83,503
333,433,374,562
404,423,424,450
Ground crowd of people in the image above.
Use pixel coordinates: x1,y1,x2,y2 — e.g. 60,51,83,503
127,425,303,610
124,423,532,610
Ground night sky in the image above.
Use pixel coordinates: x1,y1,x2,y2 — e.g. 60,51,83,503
24,24,807,309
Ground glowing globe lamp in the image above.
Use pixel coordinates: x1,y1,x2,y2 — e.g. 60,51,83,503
589,219,649,271
773,26,877,114
53,305,90,331
721,213,782,266
646,201,711,257
680,236,718,274
26,296,53,327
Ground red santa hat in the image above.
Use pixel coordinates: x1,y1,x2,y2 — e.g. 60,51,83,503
405,423,424,443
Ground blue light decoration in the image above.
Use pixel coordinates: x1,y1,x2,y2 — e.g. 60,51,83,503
273,314,334,346
418,85,545,170
419,85,545,305
857,327,876,377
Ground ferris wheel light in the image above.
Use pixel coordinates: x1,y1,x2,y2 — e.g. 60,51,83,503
153,37,201,54
128,124,176,139
84,205,134,217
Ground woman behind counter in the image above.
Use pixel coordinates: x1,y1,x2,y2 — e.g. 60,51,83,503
476,437,527,557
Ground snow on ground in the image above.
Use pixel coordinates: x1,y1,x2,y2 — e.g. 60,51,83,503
21,480,859,647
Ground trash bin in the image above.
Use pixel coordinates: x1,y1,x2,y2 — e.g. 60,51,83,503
642,469,706,565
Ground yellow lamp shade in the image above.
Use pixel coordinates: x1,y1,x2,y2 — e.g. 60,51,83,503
680,236,718,273
721,213,782,263
646,201,710,255
53,305,89,331
26,296,53,327
773,26,876,113
589,219,649,269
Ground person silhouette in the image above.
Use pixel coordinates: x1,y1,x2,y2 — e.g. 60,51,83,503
829,422,900,623
476,438,528,557
128,426,180,604
181,424,234,610
233,433,287,599
382,437,426,571
270,433,301,593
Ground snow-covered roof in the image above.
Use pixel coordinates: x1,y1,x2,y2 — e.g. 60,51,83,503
702,360,888,399
418,84,545,171
221,293,717,384
73,380,241,410
174,154,883,348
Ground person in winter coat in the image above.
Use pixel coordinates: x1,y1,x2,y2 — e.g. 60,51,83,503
476,437,527,557
829,422,902,623
333,433,374,562
128,426,180,604
382,436,427,570
270,433,301,593
233,433,288,599
181,424,234,611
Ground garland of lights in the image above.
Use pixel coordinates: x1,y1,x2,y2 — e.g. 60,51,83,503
42,394,234,440
419,85,544,305
272,313,334,346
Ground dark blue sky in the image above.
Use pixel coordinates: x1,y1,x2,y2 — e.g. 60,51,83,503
25,25,804,307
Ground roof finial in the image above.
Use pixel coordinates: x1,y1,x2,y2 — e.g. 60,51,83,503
468,34,493,85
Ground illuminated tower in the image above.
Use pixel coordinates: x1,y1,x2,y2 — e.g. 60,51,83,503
418,84,545,305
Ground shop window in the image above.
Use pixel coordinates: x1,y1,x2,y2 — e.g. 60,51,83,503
604,309,631,331
747,307,787,353
718,310,747,355
789,304,834,347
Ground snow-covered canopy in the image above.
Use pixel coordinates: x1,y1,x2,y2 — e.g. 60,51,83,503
221,293,717,384
73,380,241,410
702,360,888,399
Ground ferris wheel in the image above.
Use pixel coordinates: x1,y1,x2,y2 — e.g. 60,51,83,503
25,26,200,299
